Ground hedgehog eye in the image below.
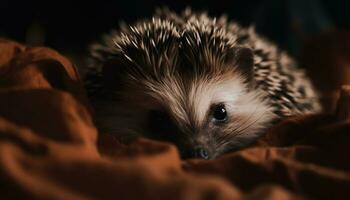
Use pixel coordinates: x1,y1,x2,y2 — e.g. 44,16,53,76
213,104,228,122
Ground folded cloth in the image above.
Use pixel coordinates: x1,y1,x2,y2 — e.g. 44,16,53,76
0,38,349,200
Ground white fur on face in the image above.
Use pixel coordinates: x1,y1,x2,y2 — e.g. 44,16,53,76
94,70,276,155
187,73,277,153
140,71,276,151
188,74,247,124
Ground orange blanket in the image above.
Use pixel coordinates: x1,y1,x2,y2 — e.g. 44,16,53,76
0,38,349,200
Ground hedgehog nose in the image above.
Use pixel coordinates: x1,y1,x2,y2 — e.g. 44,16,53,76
189,147,209,159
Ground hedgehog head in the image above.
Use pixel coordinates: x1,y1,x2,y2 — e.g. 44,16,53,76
88,15,276,159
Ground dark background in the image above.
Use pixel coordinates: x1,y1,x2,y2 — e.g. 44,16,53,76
2,0,350,111
1,0,349,57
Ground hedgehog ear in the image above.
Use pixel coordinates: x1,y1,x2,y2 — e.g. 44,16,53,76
229,47,255,87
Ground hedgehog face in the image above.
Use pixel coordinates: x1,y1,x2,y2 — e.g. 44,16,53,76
93,63,275,159
142,73,274,159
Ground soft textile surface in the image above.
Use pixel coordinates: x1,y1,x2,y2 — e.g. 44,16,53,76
0,38,349,200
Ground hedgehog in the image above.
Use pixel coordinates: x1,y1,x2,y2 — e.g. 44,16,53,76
84,8,321,160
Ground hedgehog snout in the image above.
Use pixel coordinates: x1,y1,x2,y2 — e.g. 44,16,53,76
181,146,210,160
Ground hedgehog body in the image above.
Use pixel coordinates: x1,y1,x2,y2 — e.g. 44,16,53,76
85,9,321,159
